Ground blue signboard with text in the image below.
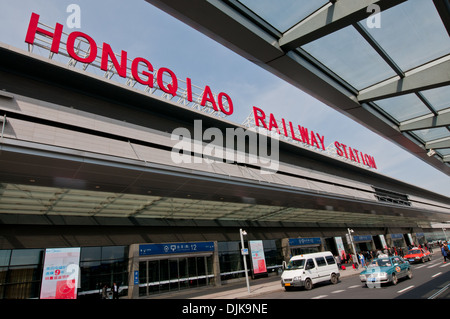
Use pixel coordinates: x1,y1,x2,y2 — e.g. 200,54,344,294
139,242,215,256
289,237,322,246
353,235,372,242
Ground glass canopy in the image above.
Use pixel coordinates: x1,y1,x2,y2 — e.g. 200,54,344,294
230,0,450,169
0,183,434,224
238,0,329,33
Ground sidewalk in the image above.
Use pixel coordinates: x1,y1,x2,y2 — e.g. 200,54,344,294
148,264,361,299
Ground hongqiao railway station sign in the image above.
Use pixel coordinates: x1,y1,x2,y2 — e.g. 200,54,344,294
251,106,377,169
24,12,377,170
25,13,234,116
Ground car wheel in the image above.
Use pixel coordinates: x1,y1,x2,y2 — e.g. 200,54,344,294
391,273,398,285
407,269,413,279
330,273,338,285
304,278,313,290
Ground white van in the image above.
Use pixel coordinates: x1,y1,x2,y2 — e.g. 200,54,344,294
281,251,340,290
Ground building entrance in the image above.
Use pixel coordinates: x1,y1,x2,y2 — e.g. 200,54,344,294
128,241,219,298
138,255,214,297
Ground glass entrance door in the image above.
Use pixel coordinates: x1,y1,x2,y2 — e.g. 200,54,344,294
138,255,213,297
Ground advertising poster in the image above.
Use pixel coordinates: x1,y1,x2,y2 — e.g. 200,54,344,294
334,237,346,260
379,235,388,249
249,240,267,275
40,247,81,299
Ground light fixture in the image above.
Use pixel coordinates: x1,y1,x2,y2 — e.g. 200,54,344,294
427,149,436,157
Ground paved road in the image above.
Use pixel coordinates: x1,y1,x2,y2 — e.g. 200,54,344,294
247,255,450,299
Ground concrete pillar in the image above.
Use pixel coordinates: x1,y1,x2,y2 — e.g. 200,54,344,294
127,244,140,299
213,241,221,286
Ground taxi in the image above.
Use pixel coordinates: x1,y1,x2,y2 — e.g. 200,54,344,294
359,256,412,287
403,247,432,263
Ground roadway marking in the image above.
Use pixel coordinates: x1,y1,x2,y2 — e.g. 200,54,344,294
348,285,360,289
432,272,442,278
331,289,345,294
427,263,440,268
415,264,427,269
397,285,414,293
311,295,327,299
428,283,450,299
440,263,450,268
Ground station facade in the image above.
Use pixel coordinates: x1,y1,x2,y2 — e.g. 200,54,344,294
0,13,449,299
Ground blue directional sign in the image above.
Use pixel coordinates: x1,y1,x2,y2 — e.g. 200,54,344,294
353,235,372,242
289,237,322,246
139,242,215,256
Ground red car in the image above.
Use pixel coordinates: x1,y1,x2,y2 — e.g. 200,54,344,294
403,247,432,263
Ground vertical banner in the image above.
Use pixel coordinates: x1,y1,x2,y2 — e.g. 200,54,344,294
379,235,387,249
334,237,346,260
249,240,267,275
40,247,81,299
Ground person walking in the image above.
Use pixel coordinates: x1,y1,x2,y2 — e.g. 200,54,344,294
101,284,108,299
358,252,365,267
111,282,119,299
441,242,449,263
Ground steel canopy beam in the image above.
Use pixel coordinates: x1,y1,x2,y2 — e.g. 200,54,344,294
399,112,450,132
279,0,407,51
426,137,450,150
358,57,450,102
434,0,450,36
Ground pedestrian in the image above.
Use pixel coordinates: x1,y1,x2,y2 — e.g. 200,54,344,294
111,282,119,299
441,242,449,263
335,255,341,269
102,284,108,299
358,252,365,267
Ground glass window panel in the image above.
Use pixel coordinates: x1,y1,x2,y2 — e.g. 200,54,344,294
421,86,450,112
374,94,431,122
5,265,41,299
0,250,11,266
360,0,450,72
101,246,128,261
9,249,42,266
411,127,450,142
80,247,101,262
238,0,328,32
302,26,396,90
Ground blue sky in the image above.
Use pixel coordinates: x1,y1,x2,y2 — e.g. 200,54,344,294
0,0,449,197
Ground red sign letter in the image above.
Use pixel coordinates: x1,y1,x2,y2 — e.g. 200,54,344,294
157,67,178,97
217,92,234,115
25,12,63,53
101,43,128,78
131,57,154,87
200,85,218,111
66,31,97,64
252,106,267,129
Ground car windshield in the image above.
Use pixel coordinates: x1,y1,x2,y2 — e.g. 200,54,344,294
285,259,306,270
408,250,421,254
368,258,392,267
